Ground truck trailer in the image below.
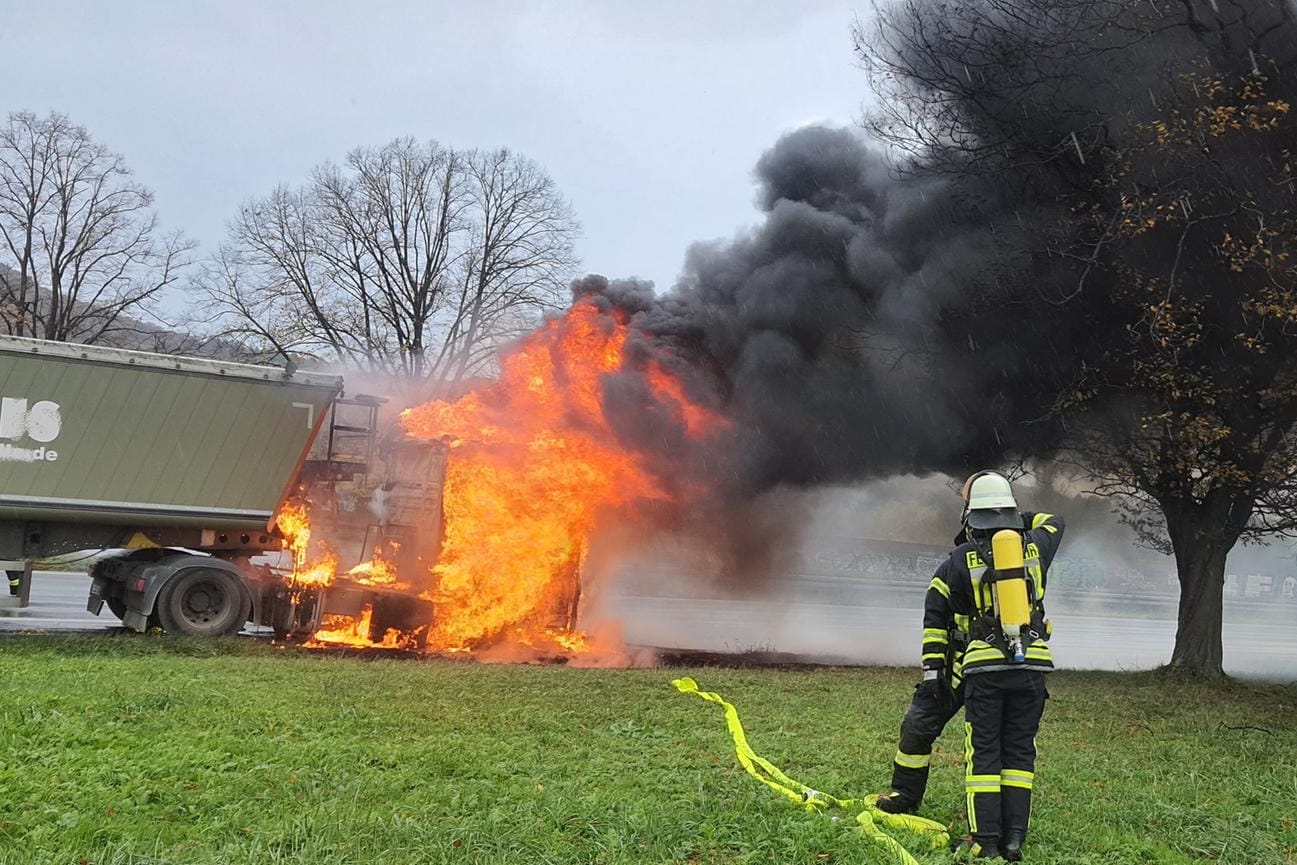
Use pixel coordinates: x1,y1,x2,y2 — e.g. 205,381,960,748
0,334,437,639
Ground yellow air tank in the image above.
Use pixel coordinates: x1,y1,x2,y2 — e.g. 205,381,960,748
992,529,1030,662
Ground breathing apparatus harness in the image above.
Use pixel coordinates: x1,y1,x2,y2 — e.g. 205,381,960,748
965,527,1049,664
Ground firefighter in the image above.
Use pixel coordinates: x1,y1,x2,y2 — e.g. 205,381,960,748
7,570,19,597
927,472,1064,861
873,473,997,816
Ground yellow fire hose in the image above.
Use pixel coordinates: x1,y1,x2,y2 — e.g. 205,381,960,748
673,676,950,865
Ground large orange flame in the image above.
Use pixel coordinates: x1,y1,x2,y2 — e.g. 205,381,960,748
276,501,337,587
401,298,722,650
309,607,420,650
345,546,402,588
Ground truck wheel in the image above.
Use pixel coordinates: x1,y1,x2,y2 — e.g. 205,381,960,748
155,568,251,637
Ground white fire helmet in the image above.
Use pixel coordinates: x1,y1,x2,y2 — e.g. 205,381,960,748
963,471,1021,531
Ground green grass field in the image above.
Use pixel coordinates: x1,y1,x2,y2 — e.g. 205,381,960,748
1,635,1293,865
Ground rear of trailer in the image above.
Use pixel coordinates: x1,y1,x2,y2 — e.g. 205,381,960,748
0,335,343,635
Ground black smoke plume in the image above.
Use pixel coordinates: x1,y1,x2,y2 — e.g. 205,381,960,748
579,126,1044,504
571,0,1297,525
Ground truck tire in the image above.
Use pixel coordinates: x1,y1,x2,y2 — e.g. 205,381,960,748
155,568,251,637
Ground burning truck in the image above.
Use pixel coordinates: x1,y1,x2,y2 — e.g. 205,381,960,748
0,333,580,648
0,296,710,654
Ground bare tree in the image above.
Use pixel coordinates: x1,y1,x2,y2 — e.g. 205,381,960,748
0,111,193,344
197,138,580,386
439,149,584,380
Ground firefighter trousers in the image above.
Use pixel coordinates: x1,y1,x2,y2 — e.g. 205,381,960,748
887,678,964,807
962,668,1047,845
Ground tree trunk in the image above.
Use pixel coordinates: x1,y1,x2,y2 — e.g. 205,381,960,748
1164,507,1234,679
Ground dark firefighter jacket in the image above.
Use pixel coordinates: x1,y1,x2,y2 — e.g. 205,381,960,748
922,513,1066,679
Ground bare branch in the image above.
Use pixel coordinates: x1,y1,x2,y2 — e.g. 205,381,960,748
0,111,194,345
201,138,580,384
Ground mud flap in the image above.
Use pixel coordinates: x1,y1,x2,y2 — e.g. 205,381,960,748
87,576,106,615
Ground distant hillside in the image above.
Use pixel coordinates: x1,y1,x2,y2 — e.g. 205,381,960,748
0,262,252,361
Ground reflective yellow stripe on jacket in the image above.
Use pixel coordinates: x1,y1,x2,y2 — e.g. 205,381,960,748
960,638,1054,673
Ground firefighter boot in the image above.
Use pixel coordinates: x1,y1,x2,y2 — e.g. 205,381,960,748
1002,829,1025,862
874,791,917,814
950,835,1001,859
1001,779,1032,861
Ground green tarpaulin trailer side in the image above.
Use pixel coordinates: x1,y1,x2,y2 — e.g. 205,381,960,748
0,335,343,532
0,336,463,643
0,335,355,636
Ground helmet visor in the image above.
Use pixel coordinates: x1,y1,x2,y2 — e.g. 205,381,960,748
966,507,1022,531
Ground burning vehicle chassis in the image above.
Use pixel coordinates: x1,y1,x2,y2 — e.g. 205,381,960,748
267,569,580,654
0,336,588,651
263,579,436,648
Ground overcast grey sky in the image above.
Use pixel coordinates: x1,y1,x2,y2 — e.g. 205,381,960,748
1,0,867,290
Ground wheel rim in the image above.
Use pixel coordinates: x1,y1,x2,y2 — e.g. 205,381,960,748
180,577,229,626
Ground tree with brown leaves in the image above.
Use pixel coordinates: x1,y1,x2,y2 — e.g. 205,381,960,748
857,0,1297,676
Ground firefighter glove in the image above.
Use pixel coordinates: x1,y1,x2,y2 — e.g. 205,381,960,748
917,677,950,703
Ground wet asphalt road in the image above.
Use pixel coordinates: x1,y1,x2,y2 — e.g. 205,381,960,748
0,571,111,631
5,572,1294,680
608,592,1297,680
